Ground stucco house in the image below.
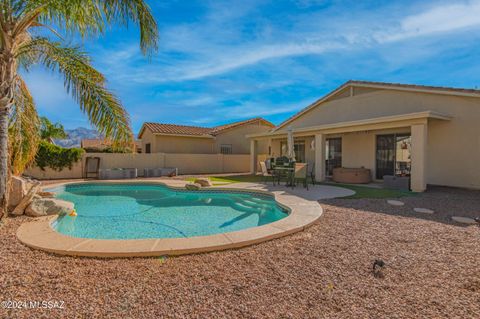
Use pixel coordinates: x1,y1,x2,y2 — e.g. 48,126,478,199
138,117,274,155
248,80,480,192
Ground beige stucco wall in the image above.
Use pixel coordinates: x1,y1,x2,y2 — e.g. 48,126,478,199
140,129,158,153
341,132,374,170
277,88,480,189
214,123,271,154
25,153,268,179
152,136,214,154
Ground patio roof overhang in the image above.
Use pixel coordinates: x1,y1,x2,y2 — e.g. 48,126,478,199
247,111,452,139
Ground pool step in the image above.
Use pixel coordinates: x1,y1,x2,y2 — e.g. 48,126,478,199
232,201,274,215
236,200,269,210
243,201,272,210
232,202,258,213
247,197,269,204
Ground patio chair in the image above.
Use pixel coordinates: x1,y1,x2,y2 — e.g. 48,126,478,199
260,161,276,185
293,163,309,190
84,157,100,179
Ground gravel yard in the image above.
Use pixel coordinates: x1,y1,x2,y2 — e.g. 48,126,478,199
1,187,479,318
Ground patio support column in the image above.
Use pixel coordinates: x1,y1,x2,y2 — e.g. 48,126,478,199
314,133,326,182
410,123,428,192
250,139,258,174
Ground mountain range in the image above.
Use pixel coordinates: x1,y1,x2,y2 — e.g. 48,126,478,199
54,127,103,148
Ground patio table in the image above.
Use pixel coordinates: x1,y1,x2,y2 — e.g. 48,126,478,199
272,166,295,186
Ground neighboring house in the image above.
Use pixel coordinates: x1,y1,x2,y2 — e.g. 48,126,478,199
248,80,480,192
138,117,274,155
81,139,142,153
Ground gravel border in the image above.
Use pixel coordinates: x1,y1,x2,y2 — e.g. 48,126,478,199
1,186,479,318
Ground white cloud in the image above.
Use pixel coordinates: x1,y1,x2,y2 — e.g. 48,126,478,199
156,42,343,82
101,1,480,85
211,99,313,120
92,1,480,91
378,1,480,42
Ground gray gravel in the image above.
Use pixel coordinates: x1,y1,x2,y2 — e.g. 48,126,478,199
0,187,479,318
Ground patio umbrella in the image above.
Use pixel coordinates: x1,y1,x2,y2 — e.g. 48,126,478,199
287,126,296,161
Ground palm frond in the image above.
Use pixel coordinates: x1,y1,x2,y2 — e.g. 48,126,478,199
103,0,159,55
9,77,41,175
21,0,158,55
16,37,133,145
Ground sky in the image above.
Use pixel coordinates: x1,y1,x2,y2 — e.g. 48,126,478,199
22,0,480,136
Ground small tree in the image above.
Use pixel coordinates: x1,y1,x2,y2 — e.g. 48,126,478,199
40,116,67,142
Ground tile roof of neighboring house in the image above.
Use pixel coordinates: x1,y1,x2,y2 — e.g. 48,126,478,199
81,139,141,149
140,117,274,138
209,117,274,136
81,139,112,149
142,123,213,136
275,80,480,131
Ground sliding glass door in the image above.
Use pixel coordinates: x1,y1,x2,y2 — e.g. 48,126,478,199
376,134,411,179
326,138,342,176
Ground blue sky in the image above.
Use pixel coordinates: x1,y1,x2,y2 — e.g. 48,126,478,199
23,0,480,136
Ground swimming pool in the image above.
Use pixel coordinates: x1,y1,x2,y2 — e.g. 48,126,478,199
49,183,289,239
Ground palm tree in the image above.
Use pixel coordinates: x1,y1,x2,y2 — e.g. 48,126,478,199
0,0,158,219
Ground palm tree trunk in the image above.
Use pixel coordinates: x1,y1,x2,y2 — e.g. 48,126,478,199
0,102,9,220
0,53,15,220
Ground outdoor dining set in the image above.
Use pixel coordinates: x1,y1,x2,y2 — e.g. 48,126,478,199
259,156,315,190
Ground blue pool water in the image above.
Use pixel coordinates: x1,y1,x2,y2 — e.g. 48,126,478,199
49,183,289,239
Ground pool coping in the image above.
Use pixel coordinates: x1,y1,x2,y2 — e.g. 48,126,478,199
16,180,323,258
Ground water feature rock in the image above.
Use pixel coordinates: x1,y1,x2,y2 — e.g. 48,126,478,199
194,178,212,187
37,191,56,198
25,198,74,217
8,176,36,211
11,182,40,216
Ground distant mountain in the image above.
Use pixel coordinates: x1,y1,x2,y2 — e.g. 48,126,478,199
54,127,103,148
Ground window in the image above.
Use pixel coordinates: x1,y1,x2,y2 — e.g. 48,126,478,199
145,143,151,154
220,144,232,154
280,140,306,162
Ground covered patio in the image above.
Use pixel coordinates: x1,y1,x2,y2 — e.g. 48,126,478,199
249,111,452,192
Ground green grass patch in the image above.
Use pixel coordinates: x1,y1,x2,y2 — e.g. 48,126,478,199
321,182,415,199
185,175,415,199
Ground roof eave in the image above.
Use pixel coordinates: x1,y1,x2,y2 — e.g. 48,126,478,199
350,81,480,98
248,111,452,139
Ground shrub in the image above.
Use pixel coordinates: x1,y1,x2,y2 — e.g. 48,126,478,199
35,141,84,171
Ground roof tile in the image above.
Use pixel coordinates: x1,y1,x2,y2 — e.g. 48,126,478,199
142,117,274,137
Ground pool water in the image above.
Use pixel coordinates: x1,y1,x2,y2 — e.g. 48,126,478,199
49,183,289,239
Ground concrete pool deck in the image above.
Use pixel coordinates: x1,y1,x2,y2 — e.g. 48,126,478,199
16,180,354,258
